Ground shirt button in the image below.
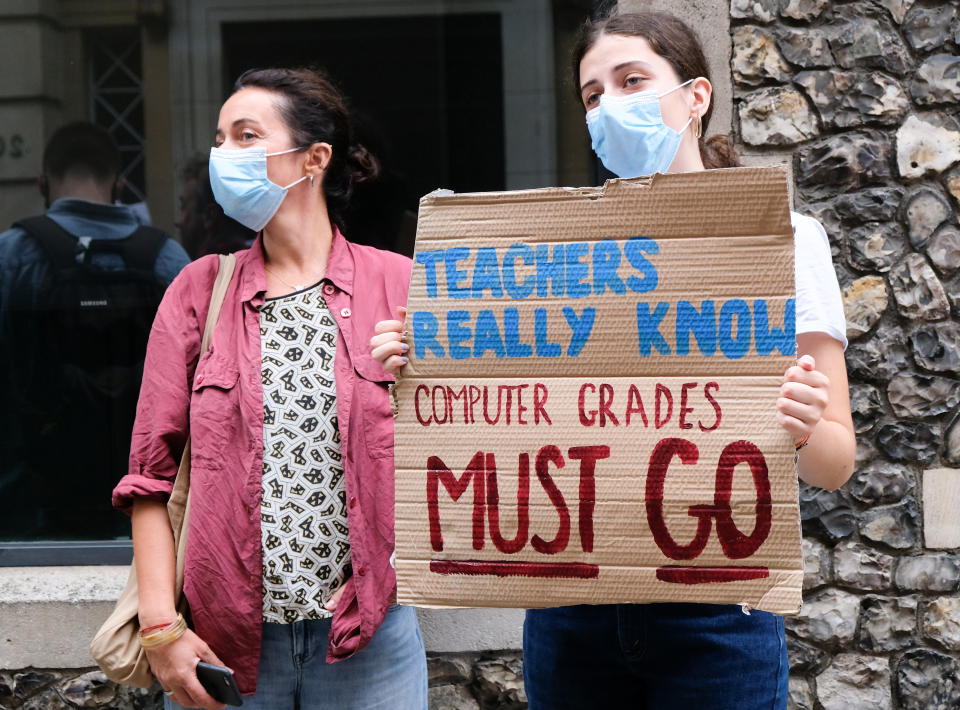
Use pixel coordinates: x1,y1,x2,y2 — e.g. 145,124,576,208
357,565,366,576
340,307,351,318
349,496,357,508
322,283,335,296
196,375,204,384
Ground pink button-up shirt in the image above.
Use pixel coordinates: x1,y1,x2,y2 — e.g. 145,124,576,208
113,229,411,694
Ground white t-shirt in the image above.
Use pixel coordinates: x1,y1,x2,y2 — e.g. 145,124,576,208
792,212,847,349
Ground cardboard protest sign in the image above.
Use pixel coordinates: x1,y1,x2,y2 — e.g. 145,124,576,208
393,167,803,614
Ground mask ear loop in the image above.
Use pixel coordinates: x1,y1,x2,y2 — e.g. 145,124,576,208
659,79,698,139
281,175,309,190
265,146,307,157
268,146,310,190
657,78,694,99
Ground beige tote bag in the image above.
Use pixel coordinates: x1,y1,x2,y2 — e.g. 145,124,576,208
91,253,237,687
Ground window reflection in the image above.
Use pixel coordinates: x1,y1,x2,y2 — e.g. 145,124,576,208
0,0,592,557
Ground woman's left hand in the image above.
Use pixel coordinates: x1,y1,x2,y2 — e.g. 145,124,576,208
324,584,347,613
370,306,407,376
777,354,829,445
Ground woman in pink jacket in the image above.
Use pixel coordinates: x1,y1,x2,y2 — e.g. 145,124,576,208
114,67,427,710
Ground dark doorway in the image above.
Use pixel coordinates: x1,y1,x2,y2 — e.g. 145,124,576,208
222,14,505,255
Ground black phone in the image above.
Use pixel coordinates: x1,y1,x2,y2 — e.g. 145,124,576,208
196,661,243,706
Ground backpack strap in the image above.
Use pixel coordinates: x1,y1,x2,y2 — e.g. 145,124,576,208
108,226,168,272
14,216,169,273
12,215,81,270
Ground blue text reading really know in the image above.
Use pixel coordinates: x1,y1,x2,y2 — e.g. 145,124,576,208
411,238,795,360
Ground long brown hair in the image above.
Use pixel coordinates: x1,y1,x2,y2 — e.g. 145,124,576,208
233,67,380,229
571,12,740,170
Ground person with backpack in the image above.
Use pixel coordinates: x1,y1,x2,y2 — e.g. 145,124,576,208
0,121,190,541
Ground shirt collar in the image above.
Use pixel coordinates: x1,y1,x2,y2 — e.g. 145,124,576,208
238,226,354,304
323,227,355,296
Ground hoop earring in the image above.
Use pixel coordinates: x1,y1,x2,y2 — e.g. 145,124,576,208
695,115,703,140
309,174,315,187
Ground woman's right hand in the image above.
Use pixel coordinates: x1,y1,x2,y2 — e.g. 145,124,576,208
146,630,228,710
370,306,407,376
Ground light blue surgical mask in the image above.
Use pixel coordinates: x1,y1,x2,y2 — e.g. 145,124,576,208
208,145,308,232
585,79,694,178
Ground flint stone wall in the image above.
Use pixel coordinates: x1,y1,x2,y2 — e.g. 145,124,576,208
4,2,959,709
0,655,527,710
732,1,960,708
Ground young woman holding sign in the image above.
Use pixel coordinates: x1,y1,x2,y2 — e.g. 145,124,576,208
371,10,855,709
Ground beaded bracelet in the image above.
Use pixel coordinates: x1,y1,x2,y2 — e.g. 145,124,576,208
138,613,187,650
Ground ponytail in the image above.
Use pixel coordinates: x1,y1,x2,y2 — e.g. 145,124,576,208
701,134,741,169
347,143,380,184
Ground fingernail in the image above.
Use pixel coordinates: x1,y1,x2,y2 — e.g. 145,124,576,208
401,356,408,363
401,343,409,352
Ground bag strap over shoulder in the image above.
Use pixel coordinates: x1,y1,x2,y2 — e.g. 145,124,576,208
202,253,237,353
86,226,168,271
13,216,79,269
90,252,239,689
166,253,237,530
14,216,169,271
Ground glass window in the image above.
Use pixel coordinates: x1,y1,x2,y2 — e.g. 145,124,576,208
0,25,149,562
0,0,593,565
87,27,148,204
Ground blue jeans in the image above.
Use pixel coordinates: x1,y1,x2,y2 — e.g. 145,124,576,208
166,605,427,710
523,603,787,710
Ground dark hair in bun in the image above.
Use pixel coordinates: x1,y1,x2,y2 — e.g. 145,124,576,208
233,67,381,228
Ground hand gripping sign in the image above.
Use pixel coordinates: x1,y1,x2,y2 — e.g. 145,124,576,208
393,167,803,614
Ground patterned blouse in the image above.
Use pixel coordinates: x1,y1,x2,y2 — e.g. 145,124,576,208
259,283,350,623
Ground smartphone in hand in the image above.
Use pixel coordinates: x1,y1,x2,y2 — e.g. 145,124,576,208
196,661,243,706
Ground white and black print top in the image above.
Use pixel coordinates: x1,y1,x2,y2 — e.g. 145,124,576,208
259,283,350,623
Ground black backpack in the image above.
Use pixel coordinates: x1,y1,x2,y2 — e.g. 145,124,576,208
1,215,169,539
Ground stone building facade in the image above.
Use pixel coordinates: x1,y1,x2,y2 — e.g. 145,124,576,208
731,0,960,708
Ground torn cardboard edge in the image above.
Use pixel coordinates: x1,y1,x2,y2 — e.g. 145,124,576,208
395,167,804,615
414,167,793,240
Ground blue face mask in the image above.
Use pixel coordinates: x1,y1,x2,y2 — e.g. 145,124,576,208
208,146,308,232
585,79,694,178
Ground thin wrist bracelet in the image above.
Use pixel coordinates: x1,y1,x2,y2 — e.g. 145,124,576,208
139,621,172,634
139,613,187,650
795,435,811,451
